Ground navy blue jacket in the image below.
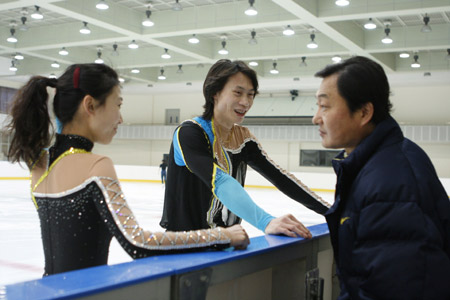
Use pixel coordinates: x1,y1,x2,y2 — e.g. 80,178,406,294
326,116,450,299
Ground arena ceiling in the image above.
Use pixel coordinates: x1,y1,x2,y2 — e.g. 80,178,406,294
0,0,449,93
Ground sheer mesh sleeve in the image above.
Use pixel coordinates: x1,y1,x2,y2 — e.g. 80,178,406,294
89,157,231,258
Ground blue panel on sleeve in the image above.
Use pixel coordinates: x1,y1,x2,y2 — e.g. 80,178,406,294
214,168,274,232
173,128,186,166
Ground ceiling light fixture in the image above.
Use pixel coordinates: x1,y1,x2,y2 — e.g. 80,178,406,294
248,30,257,45
245,0,258,16
95,47,104,64
51,61,60,68
96,0,109,10
80,22,91,34
19,16,28,31
332,55,342,63
381,21,393,44
249,61,258,67
411,53,420,68
59,47,69,56
364,18,377,30
177,64,183,74
399,52,410,58
131,68,140,74
49,73,57,79
142,9,154,27
188,34,199,44
14,53,24,60
218,35,228,55
335,0,349,7
270,61,279,74
118,77,125,83
421,13,432,33
172,0,183,11
7,28,18,43
31,6,43,20
158,68,166,80
299,56,307,67
9,60,17,72
283,25,295,36
307,31,318,49
128,40,139,49
111,43,119,56
161,48,171,59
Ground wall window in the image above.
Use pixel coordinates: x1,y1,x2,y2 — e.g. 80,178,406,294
0,130,11,161
0,86,17,114
300,150,340,167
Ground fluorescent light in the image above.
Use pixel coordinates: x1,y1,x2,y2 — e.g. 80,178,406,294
161,48,171,59
172,0,183,11
283,25,295,36
96,0,109,10
335,0,349,6
7,28,17,43
80,22,91,34
31,6,43,20
270,62,279,74
364,18,377,30
245,0,258,16
142,10,154,27
188,34,199,44
332,55,342,63
307,33,318,49
59,47,69,56
128,40,139,49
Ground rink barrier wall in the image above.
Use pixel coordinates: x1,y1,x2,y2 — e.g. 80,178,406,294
1,162,449,196
4,223,336,300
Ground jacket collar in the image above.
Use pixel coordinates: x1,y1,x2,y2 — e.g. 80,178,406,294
332,116,403,181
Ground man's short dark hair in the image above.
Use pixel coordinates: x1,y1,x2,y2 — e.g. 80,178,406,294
315,56,392,124
202,59,258,120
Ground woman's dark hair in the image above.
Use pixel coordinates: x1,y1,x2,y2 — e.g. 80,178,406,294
7,63,119,167
202,59,258,120
315,56,392,124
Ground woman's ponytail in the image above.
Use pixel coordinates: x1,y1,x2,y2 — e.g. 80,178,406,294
7,76,57,168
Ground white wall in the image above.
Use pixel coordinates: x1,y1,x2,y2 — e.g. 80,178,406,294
116,82,450,178
93,139,172,166
1,161,448,197
390,85,450,125
121,83,450,126
121,93,204,125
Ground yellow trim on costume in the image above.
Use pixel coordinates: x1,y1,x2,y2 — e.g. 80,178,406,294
206,164,220,225
0,177,30,180
340,217,350,225
176,127,193,173
30,147,90,209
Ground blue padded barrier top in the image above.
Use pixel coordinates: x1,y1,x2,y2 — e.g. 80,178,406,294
3,223,329,300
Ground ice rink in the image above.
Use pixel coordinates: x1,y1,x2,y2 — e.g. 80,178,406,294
0,179,333,287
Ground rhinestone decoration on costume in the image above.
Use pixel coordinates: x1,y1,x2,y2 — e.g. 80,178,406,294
31,134,231,275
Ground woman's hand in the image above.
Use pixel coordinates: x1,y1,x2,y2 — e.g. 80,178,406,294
265,214,312,239
223,224,250,250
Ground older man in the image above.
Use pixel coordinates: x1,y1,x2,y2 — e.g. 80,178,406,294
313,56,450,299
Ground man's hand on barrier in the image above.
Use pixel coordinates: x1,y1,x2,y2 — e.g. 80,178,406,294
265,214,312,239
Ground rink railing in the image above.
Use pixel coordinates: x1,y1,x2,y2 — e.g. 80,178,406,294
3,223,337,300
